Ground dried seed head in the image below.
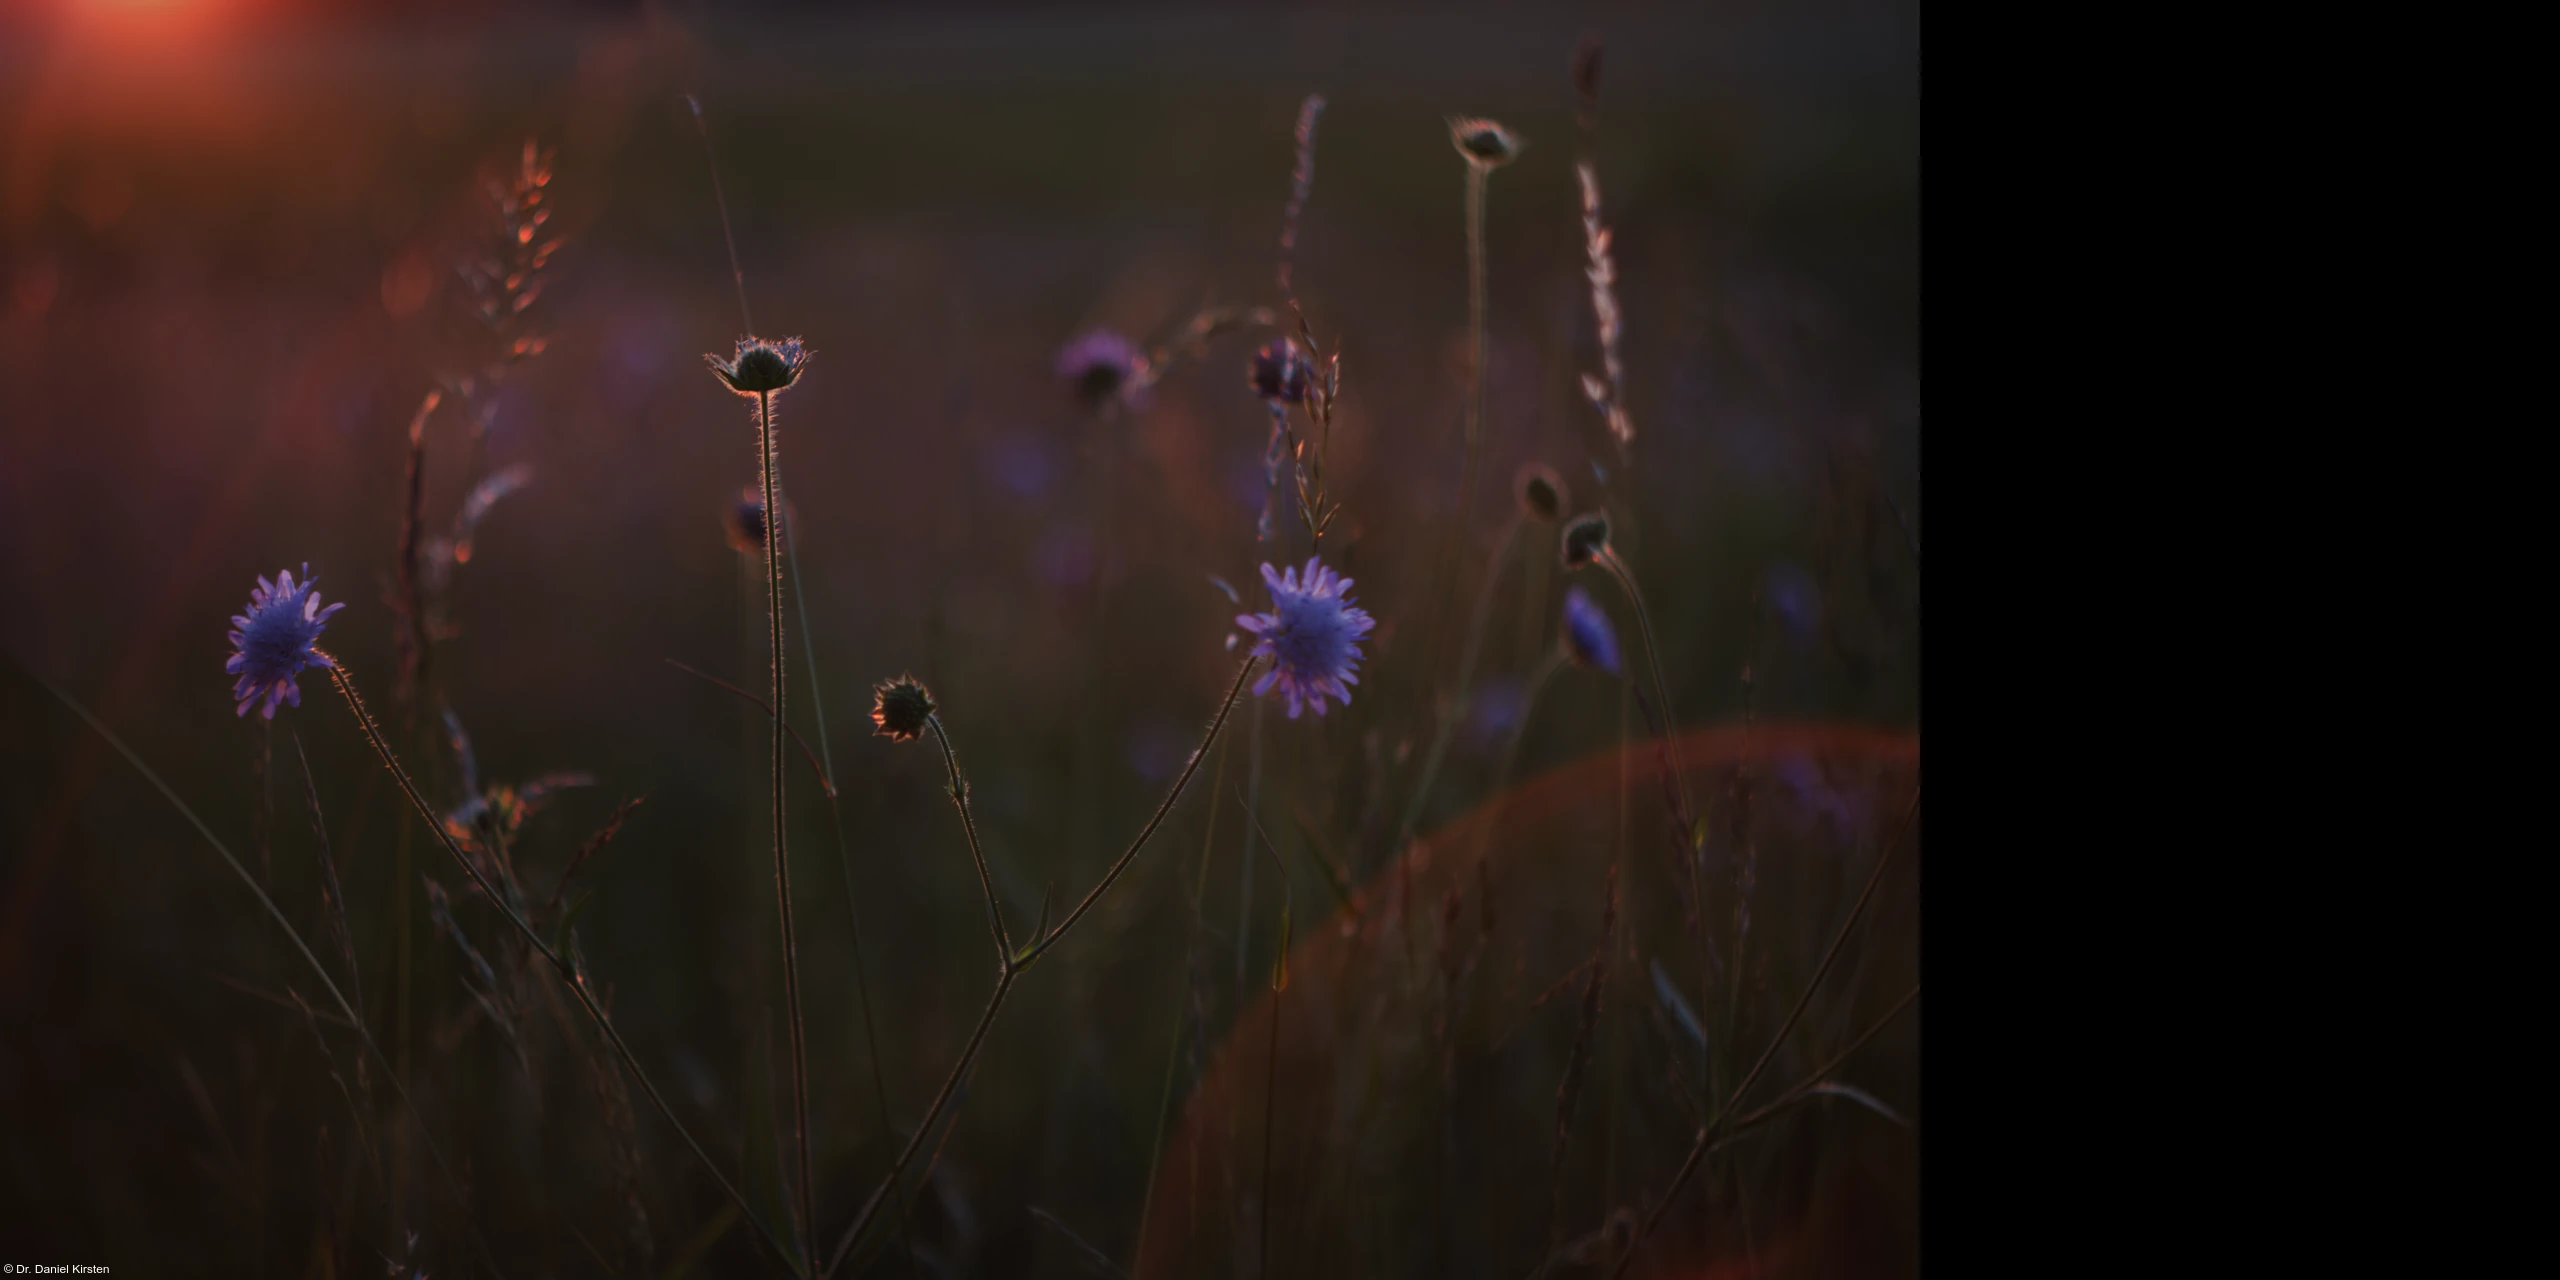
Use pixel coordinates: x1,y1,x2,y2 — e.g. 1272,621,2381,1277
1514,463,1569,522
1249,338,1312,405
1449,117,1522,168
870,674,935,743
1561,512,1611,567
706,337,809,396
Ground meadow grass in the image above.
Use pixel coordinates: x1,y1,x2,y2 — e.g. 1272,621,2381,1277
8,20,1916,1277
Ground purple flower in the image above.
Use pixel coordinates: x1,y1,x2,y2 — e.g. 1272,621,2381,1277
1562,586,1622,676
1236,557,1376,719
1055,329,1152,413
226,564,344,718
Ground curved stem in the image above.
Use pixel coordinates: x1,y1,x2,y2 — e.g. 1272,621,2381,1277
1595,550,1692,822
1025,656,1261,969
756,389,817,1270
927,714,1011,965
322,658,803,1273
822,656,1261,1276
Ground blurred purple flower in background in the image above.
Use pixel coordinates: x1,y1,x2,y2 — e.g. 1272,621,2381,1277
1054,328,1152,414
1468,677,1527,744
1562,585,1622,675
1766,563,1821,650
985,429,1060,500
225,563,344,718
1236,557,1375,719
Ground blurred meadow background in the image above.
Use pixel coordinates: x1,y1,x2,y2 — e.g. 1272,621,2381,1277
0,1,1919,1276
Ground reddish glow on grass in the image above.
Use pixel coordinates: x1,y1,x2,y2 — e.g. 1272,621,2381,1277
1137,724,1922,1278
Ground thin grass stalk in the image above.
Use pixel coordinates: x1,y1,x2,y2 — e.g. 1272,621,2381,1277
1608,788,1920,1279
822,657,1261,1277
1596,549,1692,822
753,387,818,1270
319,657,803,1272
1131,730,1228,1278
29,670,502,1277
1393,515,1522,857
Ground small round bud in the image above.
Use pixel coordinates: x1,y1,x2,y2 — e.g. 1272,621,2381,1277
707,337,810,396
1514,463,1568,522
1249,338,1312,405
870,674,936,743
1561,512,1611,567
1449,117,1522,168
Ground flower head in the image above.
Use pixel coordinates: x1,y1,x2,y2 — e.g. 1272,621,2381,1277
225,564,344,718
871,674,936,743
706,337,809,396
1449,116,1523,168
1055,329,1152,413
1514,462,1568,522
1235,557,1377,719
1561,511,1611,567
1249,337,1312,405
1561,586,1622,676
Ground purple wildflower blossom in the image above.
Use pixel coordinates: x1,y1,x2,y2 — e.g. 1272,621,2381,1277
1562,585,1622,676
1235,557,1376,719
225,564,345,718
1055,329,1152,413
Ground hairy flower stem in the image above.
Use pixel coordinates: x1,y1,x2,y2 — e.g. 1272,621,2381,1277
822,657,1262,1278
755,388,819,1270
767,489,916,1278
926,715,1012,965
1608,788,1920,1279
1430,163,1495,674
321,658,806,1273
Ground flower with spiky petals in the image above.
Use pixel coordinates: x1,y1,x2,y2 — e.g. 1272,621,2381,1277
226,564,345,719
1561,586,1622,676
1055,329,1152,413
871,674,936,743
1235,557,1376,719
706,337,809,396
